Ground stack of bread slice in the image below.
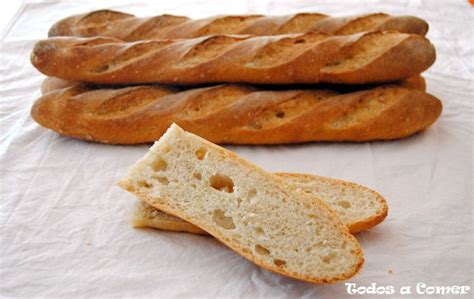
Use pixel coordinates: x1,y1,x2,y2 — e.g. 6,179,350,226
119,124,372,283
29,9,443,283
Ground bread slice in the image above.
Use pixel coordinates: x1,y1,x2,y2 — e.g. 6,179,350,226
132,173,387,234
132,201,208,235
118,124,364,283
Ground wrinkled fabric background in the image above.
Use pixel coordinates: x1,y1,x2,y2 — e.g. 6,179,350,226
0,0,472,297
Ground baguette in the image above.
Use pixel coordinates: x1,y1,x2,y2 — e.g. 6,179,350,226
48,10,429,41
132,172,388,234
30,31,436,85
31,81,442,144
40,75,427,95
118,124,364,283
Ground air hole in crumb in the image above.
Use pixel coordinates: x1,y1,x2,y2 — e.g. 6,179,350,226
212,209,235,229
322,253,335,264
274,259,286,267
151,175,169,185
151,158,167,172
193,172,202,180
191,183,196,188
275,111,285,118
195,147,207,160
247,189,257,199
209,174,234,193
308,214,317,218
162,144,172,153
126,186,135,192
337,200,352,209
137,180,151,188
255,244,270,255
342,241,348,249
254,227,264,236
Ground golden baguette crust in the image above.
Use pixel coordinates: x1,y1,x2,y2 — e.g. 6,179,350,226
132,172,388,234
48,10,429,41
30,32,436,85
118,124,364,283
30,82,442,144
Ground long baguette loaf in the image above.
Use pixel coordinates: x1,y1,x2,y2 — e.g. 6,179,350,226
132,172,388,234
31,81,442,144
118,124,364,283
48,10,429,41
30,32,436,85
40,75,427,95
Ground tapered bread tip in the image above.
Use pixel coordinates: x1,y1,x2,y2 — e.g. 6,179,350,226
31,38,66,75
48,9,134,37
30,39,52,72
412,34,436,71
384,16,429,35
48,17,73,37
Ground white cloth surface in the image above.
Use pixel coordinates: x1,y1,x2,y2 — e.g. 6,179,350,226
0,0,472,298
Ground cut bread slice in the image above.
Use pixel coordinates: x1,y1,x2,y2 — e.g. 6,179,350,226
132,173,387,234
118,124,364,283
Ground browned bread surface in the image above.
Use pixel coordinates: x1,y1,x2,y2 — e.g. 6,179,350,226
31,32,436,85
48,10,429,41
31,81,442,144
